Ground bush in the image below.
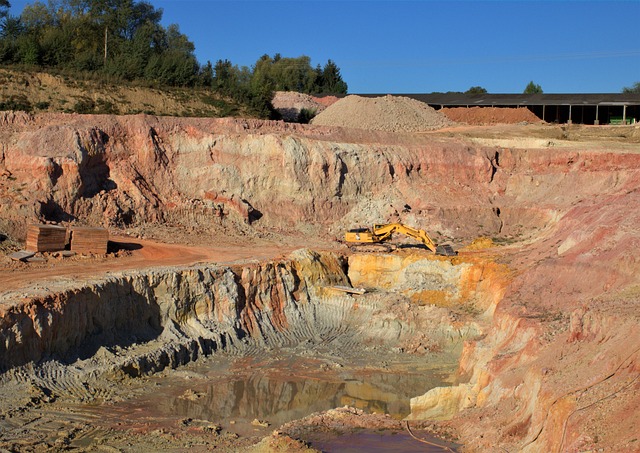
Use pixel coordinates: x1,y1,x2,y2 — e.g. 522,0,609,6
297,107,316,124
0,94,32,111
72,98,95,114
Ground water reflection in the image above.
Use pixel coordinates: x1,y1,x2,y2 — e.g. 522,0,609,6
167,366,445,427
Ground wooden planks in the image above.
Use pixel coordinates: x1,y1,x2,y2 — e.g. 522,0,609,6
26,224,67,252
24,224,109,254
70,227,109,254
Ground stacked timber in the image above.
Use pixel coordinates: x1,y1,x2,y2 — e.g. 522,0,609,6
70,227,109,254
26,224,67,252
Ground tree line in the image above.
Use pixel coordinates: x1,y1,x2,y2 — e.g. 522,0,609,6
0,0,348,117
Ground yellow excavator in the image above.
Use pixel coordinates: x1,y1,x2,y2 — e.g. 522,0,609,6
345,223,456,256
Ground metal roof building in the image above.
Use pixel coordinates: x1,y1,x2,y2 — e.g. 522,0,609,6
358,93,640,125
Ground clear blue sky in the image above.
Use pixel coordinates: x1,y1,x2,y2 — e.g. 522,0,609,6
6,0,640,93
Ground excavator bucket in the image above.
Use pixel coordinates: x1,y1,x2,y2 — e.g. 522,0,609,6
435,244,457,256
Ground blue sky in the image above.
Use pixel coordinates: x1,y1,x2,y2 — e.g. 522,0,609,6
6,0,640,93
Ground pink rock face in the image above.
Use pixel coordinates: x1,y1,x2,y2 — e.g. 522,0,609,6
1,112,640,451
1,113,498,237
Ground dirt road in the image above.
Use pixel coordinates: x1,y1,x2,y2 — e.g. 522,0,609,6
0,235,306,298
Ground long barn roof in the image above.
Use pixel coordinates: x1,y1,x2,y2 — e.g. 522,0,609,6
356,93,640,106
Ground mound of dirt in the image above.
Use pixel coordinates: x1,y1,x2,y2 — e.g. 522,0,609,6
441,106,543,125
311,95,454,132
311,95,340,107
272,91,327,122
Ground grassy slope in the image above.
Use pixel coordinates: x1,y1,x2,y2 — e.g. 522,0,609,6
0,67,251,118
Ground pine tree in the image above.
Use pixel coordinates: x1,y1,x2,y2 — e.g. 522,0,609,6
524,81,543,94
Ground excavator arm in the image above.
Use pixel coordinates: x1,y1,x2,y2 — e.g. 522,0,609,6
345,223,456,256
372,223,438,253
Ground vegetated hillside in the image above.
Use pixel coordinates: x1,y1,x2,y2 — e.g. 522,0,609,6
0,68,252,117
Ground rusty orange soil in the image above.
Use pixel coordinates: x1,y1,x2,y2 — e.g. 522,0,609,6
0,235,314,296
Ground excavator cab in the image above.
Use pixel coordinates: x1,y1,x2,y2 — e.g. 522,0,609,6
345,228,378,243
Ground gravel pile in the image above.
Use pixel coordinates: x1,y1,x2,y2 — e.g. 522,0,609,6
310,95,453,132
441,106,543,125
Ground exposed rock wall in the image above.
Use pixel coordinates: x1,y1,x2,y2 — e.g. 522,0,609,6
409,176,640,452
0,249,343,371
3,113,640,451
3,114,638,245
0,113,532,241
0,250,482,375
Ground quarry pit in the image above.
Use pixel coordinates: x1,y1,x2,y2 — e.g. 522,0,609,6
1,108,640,452
0,249,489,451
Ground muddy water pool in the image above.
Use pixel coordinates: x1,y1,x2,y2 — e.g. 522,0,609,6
307,431,459,452
87,347,455,441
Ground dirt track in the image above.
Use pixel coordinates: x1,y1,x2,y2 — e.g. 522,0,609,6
0,235,306,296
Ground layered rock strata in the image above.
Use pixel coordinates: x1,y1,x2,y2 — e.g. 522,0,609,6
2,112,640,451
0,250,481,376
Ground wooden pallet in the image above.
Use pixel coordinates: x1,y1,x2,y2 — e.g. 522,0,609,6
70,227,109,254
25,224,67,252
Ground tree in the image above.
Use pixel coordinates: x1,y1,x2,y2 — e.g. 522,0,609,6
249,54,318,93
0,13,21,40
524,81,543,94
213,59,239,95
622,82,640,94
142,24,197,86
0,0,350,115
0,0,9,21
320,59,347,94
20,2,53,31
465,86,487,95
197,60,213,87
0,0,11,38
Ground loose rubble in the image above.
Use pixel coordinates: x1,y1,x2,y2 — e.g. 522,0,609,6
311,94,454,132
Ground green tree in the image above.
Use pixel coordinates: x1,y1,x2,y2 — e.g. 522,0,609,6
0,14,21,62
39,22,75,66
249,54,316,93
247,54,347,95
311,64,323,92
0,0,9,22
0,13,19,38
20,2,53,31
197,60,213,87
146,23,197,85
622,82,640,94
320,59,347,94
297,107,316,124
16,34,40,64
213,59,239,95
465,86,487,95
524,81,543,94
0,0,350,115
